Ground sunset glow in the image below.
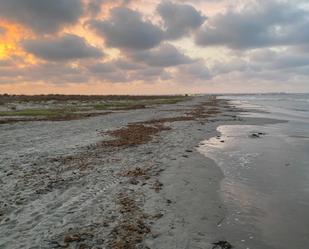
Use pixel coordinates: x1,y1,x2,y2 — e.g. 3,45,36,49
0,0,309,94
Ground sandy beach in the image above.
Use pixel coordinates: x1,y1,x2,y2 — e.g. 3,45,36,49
0,95,288,249
2,1,309,248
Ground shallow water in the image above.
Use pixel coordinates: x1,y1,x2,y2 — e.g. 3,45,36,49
199,94,309,249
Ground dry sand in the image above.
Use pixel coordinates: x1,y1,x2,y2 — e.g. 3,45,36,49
0,95,278,249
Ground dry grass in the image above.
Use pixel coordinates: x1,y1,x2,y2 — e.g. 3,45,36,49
0,95,189,124
0,94,189,103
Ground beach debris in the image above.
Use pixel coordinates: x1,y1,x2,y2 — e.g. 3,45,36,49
152,213,164,219
250,133,260,138
6,171,13,176
64,234,82,243
109,192,151,249
118,194,138,214
152,180,163,193
100,99,222,149
120,167,151,185
120,167,148,177
212,240,233,249
128,178,139,185
101,123,170,147
110,219,151,249
216,217,225,227
249,132,266,138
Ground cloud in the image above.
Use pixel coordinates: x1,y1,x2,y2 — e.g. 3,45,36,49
211,58,249,76
0,59,13,67
114,59,145,71
85,59,171,83
87,0,105,17
87,62,117,74
175,60,211,83
248,48,309,71
89,7,164,50
157,1,206,39
128,67,171,82
195,0,309,49
182,61,211,80
209,47,309,83
86,0,131,17
22,34,104,61
0,61,89,85
0,0,83,33
1,0,309,92
0,26,5,35
86,62,129,83
129,43,195,67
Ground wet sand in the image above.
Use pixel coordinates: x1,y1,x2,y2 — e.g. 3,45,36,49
199,95,309,249
0,95,281,249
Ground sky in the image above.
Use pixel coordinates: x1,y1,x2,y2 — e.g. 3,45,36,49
0,0,309,94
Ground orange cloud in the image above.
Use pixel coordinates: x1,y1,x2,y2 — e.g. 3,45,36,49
0,19,35,63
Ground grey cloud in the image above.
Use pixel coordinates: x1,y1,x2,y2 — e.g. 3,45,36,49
86,62,129,83
0,0,83,33
183,61,210,80
0,59,13,67
292,45,309,54
249,49,309,70
89,7,164,50
0,26,5,35
195,0,309,49
0,62,89,85
22,34,104,61
130,43,195,67
114,59,145,71
87,62,117,74
271,54,309,70
209,47,309,82
30,63,87,83
176,61,211,82
129,67,171,82
87,0,104,17
87,0,131,17
86,60,170,82
157,1,206,39
248,49,277,62
0,56,169,85
211,59,249,76
0,56,25,68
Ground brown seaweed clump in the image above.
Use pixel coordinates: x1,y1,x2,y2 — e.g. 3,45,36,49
109,193,151,249
101,124,170,147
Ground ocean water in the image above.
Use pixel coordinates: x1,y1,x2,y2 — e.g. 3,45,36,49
199,94,309,249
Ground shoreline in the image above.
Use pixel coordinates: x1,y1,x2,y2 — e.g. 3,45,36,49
0,96,283,249
142,98,283,249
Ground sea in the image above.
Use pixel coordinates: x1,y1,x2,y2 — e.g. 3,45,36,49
199,93,309,249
